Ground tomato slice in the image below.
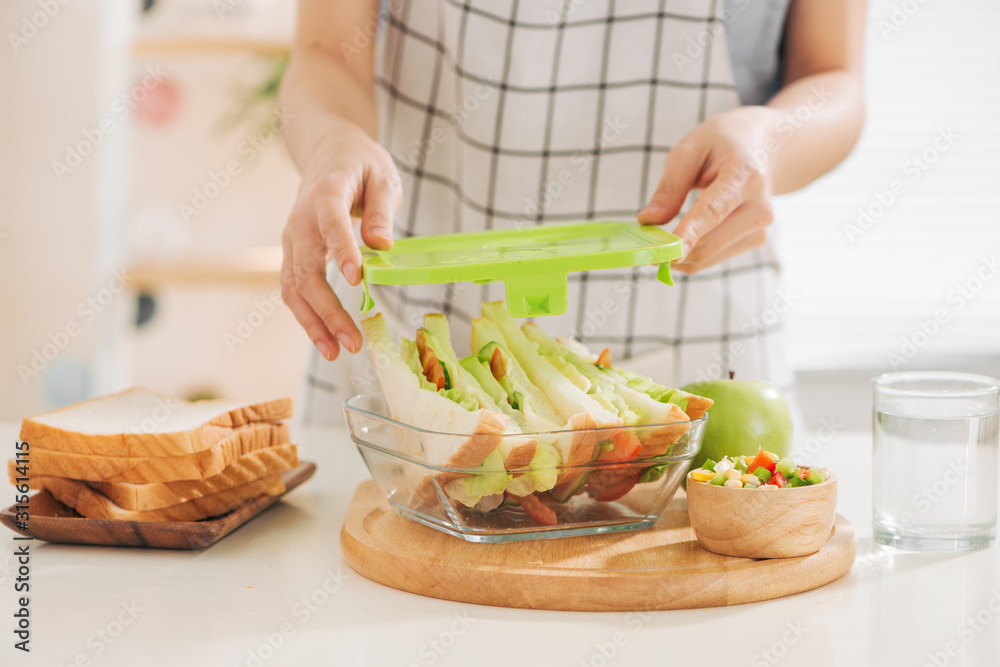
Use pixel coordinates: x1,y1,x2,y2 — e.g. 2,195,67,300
747,450,776,474
510,493,558,526
585,471,640,502
595,347,612,369
489,346,506,379
416,330,447,390
597,430,643,463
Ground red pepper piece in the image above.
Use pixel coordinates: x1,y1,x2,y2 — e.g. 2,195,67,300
597,430,643,464
596,347,612,369
585,471,641,502
510,493,558,525
771,471,787,488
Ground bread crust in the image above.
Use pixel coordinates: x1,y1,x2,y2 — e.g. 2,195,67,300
19,389,292,457
40,474,286,522
16,444,302,510
16,423,288,483
407,409,507,512
636,403,692,458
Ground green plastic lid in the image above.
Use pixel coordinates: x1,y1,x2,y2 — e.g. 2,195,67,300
360,221,683,318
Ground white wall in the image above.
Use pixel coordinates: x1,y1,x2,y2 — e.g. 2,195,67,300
774,0,1000,372
0,1,136,419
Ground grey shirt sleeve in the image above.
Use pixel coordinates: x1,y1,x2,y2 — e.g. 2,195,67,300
723,0,791,106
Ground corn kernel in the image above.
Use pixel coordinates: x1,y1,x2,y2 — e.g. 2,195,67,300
724,468,741,481
764,450,779,461
690,470,713,482
723,479,743,488
741,474,758,485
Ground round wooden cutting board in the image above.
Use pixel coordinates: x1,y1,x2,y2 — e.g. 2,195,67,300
340,482,857,611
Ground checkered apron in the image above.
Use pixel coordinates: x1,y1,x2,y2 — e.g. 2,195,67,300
301,0,795,425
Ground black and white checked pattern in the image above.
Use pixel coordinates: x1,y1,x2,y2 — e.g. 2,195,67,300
301,0,796,426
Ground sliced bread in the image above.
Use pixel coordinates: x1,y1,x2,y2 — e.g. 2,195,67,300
19,387,293,457
14,422,288,483
39,474,286,522
18,444,299,510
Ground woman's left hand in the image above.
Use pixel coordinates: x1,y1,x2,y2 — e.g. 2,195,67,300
638,106,783,274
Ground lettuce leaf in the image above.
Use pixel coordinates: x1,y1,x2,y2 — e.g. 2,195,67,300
505,440,560,496
444,450,512,506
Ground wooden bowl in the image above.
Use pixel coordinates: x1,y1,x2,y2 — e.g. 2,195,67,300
686,471,838,558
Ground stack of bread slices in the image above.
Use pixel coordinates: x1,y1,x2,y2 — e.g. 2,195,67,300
9,388,298,522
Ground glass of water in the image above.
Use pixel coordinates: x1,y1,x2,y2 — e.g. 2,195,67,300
872,371,999,551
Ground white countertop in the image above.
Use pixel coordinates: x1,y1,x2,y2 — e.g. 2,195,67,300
2,422,998,667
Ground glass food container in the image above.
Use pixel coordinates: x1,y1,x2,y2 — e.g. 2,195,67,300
344,393,707,542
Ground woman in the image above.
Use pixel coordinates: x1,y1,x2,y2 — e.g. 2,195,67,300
278,0,866,424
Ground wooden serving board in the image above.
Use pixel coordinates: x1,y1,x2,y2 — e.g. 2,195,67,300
341,481,857,611
0,462,316,550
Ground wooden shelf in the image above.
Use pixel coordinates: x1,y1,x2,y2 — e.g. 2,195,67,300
127,246,282,290
131,38,289,57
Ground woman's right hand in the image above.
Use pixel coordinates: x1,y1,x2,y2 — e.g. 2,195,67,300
281,120,402,361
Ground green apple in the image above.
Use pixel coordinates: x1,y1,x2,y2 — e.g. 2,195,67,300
681,376,792,478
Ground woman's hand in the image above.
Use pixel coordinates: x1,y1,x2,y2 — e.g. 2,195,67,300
638,106,783,274
281,120,402,361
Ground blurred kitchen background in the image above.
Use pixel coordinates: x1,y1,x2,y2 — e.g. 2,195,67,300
1,0,998,433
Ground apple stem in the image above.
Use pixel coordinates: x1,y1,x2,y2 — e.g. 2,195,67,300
729,370,735,380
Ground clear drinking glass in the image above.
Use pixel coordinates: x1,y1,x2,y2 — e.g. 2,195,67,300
872,371,1000,551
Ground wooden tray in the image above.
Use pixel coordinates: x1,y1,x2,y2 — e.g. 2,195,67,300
0,462,316,550
341,481,857,611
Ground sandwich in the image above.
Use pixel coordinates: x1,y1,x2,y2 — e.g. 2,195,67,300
361,302,713,524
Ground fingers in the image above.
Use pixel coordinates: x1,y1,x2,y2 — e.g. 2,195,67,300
281,232,340,360
673,228,769,274
671,165,748,256
638,143,707,225
308,176,363,287
360,166,402,250
674,201,773,270
284,226,362,358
